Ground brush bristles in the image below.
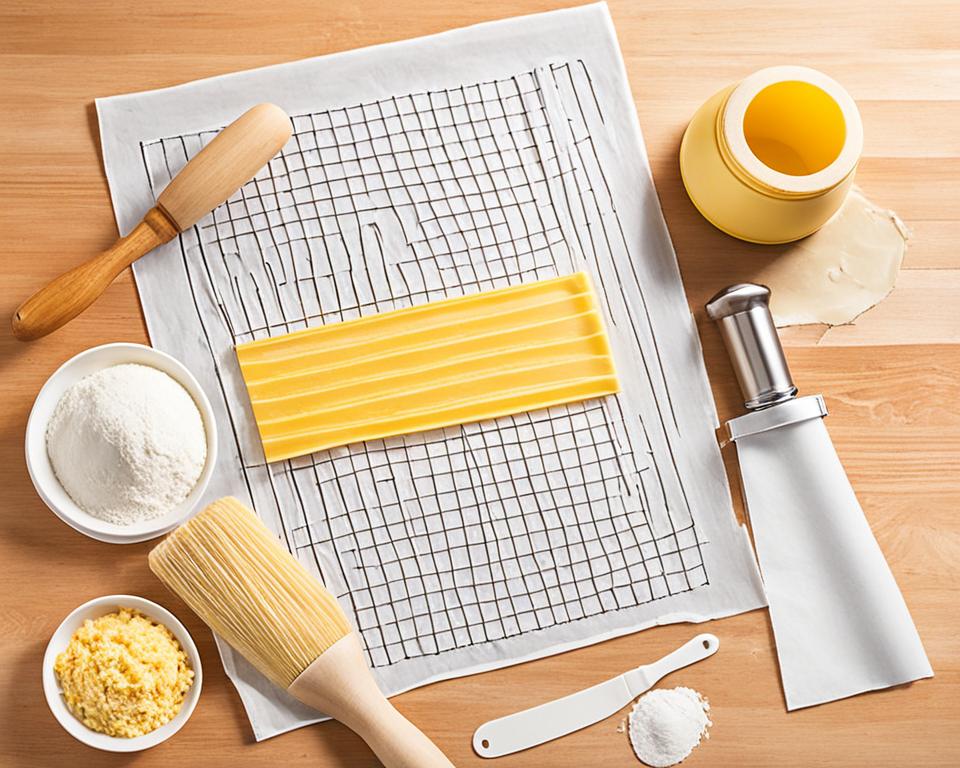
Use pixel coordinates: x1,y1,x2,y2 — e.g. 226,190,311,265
149,497,351,689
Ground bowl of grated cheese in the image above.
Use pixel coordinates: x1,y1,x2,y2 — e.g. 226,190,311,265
42,594,203,752
25,342,218,544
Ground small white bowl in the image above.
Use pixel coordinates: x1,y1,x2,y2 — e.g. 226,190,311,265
43,595,203,752
25,342,217,544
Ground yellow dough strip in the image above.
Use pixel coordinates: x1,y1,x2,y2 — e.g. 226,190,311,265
236,272,619,462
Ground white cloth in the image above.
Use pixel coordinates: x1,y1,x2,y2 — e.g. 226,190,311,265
97,3,765,741
731,397,932,710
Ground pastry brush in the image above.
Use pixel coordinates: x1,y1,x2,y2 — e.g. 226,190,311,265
12,103,292,341
149,496,454,768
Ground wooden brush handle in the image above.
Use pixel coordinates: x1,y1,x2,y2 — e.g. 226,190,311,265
288,634,455,768
12,103,292,341
11,207,177,341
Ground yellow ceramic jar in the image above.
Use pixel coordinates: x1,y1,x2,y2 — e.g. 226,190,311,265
679,66,863,244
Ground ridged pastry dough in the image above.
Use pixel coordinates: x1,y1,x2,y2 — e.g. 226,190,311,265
235,272,619,462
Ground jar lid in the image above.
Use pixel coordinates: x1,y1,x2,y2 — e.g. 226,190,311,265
722,65,863,196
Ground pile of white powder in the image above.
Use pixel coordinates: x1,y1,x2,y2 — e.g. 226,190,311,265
628,687,711,767
46,363,207,525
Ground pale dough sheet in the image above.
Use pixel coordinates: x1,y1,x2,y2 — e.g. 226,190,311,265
762,187,908,327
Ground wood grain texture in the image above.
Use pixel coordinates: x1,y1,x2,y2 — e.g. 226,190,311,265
1,1,957,766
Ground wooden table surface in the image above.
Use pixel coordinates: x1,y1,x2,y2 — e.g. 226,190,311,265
2,1,958,765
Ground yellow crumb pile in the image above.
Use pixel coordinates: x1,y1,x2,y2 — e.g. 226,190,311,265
54,608,194,738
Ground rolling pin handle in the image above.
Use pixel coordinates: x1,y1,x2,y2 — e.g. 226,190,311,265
11,207,178,341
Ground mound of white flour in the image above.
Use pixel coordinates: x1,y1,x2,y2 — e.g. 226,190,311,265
46,363,206,525
628,687,711,767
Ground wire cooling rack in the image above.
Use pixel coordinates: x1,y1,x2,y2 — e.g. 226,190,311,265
140,61,707,670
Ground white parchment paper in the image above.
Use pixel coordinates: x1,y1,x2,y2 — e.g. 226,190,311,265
97,3,765,741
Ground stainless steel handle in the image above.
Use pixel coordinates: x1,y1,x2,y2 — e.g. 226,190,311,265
705,284,797,411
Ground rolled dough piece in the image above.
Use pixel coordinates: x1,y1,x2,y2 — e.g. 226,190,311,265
757,187,909,327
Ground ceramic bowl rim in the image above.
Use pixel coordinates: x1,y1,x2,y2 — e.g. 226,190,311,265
42,594,203,752
24,342,217,544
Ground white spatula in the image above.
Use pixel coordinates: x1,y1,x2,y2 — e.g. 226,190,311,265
473,633,719,758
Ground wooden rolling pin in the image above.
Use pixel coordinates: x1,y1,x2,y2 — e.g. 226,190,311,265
12,103,293,341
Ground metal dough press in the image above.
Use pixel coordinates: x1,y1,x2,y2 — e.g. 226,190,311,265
706,283,931,710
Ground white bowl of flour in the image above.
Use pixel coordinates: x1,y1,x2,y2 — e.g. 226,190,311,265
26,343,217,544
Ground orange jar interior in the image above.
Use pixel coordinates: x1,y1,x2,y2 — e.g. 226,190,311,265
742,81,846,176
